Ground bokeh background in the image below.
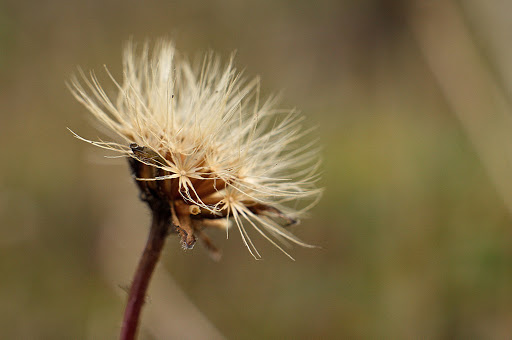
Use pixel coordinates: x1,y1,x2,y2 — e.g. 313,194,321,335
2,0,512,338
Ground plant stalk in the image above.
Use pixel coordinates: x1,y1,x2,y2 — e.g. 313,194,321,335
119,202,170,340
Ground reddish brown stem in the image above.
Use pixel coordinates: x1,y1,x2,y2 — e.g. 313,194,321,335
120,205,170,340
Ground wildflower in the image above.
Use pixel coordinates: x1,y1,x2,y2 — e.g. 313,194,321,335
70,40,322,260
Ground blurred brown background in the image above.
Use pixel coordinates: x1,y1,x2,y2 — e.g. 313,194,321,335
2,0,512,338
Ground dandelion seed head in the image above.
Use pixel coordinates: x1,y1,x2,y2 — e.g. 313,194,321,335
70,39,322,259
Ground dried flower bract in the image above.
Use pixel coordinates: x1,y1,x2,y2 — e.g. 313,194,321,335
70,40,322,259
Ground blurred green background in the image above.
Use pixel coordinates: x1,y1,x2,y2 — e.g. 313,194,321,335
2,0,512,338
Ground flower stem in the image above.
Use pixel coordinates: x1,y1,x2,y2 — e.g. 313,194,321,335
120,201,171,340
